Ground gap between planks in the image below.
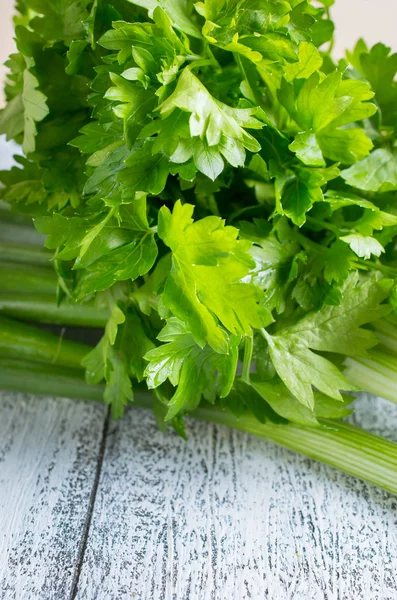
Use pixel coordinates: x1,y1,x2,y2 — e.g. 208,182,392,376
69,407,111,600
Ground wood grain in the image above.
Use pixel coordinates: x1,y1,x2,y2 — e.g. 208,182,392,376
75,393,397,600
0,392,106,600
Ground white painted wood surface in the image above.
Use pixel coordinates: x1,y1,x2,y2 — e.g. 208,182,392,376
1,391,396,599
76,394,397,600
0,392,106,600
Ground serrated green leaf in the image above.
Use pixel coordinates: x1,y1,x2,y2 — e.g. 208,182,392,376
251,376,353,426
225,378,286,424
340,234,385,259
262,329,353,409
279,68,376,165
323,241,354,284
0,95,24,140
248,232,301,314
132,253,172,315
159,69,263,178
260,275,392,407
118,143,170,195
29,0,91,46
106,303,125,345
103,347,133,419
22,69,50,154
144,318,239,419
279,275,392,356
341,149,397,192
158,201,271,352
284,41,322,82
83,304,154,419
36,196,158,298
289,131,326,167
350,42,397,126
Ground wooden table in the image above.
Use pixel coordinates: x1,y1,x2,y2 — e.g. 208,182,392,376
1,391,396,599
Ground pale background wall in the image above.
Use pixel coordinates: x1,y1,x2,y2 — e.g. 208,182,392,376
0,0,397,107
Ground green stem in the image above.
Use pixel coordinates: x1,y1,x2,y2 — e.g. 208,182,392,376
0,294,109,328
1,355,397,495
342,317,397,403
0,209,44,246
234,53,263,107
305,216,340,235
373,318,397,354
0,257,108,327
0,243,52,266
344,349,397,405
0,358,105,402
1,310,397,493
356,259,397,277
0,315,92,370
295,232,327,253
0,261,57,294
0,206,35,227
242,334,253,382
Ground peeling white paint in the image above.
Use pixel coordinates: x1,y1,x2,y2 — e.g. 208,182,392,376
0,393,106,599
1,392,396,599
77,395,397,600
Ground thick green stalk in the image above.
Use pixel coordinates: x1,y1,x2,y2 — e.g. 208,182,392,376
0,243,52,266
344,348,397,405
0,294,109,328
0,315,91,369
0,261,57,294
341,317,397,404
0,257,109,327
241,334,253,382
1,354,397,495
0,208,44,247
0,358,105,402
373,317,397,354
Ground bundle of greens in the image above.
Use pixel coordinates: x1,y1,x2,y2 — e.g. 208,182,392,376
1,0,397,493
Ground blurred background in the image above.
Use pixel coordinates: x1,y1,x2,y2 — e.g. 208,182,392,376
1,0,397,107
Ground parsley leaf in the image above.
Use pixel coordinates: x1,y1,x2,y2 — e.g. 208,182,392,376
261,275,392,407
280,62,376,165
35,195,158,298
159,69,263,178
341,149,397,192
158,201,272,352
144,318,239,419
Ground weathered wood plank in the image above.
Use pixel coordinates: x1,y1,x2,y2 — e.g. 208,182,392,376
76,394,397,600
0,392,106,600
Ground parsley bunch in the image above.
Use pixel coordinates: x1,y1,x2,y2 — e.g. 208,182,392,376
1,0,397,492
